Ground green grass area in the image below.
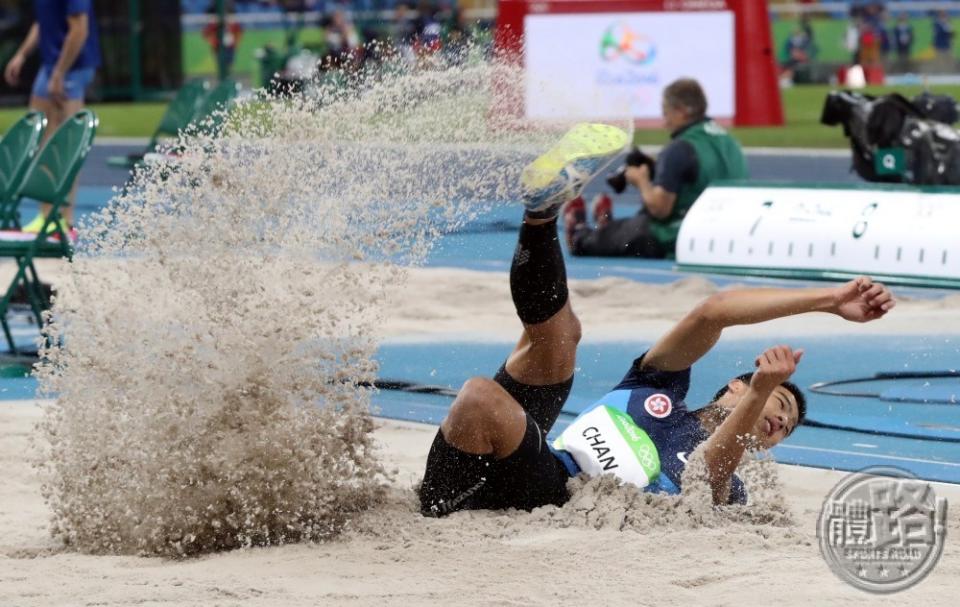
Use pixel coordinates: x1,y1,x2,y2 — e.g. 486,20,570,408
0,102,166,139
2,84,959,148
771,15,960,63
183,29,326,82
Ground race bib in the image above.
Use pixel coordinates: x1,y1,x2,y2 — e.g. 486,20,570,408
553,405,661,488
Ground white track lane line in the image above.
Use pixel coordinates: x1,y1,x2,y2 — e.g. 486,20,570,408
778,444,960,467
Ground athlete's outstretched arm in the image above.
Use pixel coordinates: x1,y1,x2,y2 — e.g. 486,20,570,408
702,345,802,504
641,277,894,372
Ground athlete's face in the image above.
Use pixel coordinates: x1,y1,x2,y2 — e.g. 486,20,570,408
718,380,800,450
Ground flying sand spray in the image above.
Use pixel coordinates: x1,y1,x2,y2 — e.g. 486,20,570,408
30,49,563,556
31,46,787,556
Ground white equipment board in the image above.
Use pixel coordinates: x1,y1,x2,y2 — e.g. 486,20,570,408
675,183,960,288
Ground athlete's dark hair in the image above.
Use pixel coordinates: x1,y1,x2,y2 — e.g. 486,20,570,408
663,78,708,121
711,372,807,432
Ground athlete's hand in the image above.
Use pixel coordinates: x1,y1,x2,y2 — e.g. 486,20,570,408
4,53,24,86
833,276,895,323
751,345,803,394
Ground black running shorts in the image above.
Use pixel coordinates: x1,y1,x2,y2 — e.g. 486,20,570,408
451,365,574,512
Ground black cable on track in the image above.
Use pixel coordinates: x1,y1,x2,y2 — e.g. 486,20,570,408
365,379,459,398
809,370,960,400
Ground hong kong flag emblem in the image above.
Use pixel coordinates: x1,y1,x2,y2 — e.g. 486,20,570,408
644,393,673,418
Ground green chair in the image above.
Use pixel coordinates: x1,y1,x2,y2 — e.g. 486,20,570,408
0,110,98,354
107,79,209,168
0,112,47,229
142,79,242,166
191,78,241,135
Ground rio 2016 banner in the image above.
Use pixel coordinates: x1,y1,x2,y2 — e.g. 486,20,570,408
523,11,735,122
676,184,960,287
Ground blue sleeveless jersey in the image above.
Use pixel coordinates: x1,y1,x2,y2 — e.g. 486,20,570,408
553,353,747,505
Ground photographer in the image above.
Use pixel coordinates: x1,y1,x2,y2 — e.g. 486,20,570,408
565,79,747,258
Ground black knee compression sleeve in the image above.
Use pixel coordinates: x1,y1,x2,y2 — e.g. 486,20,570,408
510,219,569,325
419,430,495,517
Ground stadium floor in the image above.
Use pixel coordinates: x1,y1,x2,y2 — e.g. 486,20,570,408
4,144,956,485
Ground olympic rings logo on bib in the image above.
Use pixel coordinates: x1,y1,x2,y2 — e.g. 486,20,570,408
644,393,673,418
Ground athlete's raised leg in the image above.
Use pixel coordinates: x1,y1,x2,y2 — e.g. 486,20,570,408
419,213,571,516
504,123,630,387
504,215,581,387
419,124,629,516
435,210,577,459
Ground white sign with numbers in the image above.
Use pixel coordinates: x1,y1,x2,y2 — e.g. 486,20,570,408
675,185,960,282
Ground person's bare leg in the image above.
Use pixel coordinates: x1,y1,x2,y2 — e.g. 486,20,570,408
28,96,82,227
504,304,580,385
29,95,60,127
55,99,84,226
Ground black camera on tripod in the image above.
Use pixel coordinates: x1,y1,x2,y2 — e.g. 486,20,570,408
606,147,656,194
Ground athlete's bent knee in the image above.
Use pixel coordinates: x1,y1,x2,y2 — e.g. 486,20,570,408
447,377,504,424
442,377,520,454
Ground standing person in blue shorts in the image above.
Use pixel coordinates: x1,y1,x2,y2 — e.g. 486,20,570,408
4,0,101,238
418,124,895,515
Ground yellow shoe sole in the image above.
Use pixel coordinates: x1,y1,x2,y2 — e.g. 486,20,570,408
521,123,631,192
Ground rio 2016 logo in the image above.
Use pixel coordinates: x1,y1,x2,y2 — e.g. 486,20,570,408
600,23,657,65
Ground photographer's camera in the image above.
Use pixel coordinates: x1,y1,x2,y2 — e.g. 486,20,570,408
606,147,656,194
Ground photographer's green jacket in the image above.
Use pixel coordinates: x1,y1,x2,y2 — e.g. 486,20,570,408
652,119,747,253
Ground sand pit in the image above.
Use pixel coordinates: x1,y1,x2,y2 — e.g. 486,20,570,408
385,266,960,341
2,266,959,605
1,398,958,606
